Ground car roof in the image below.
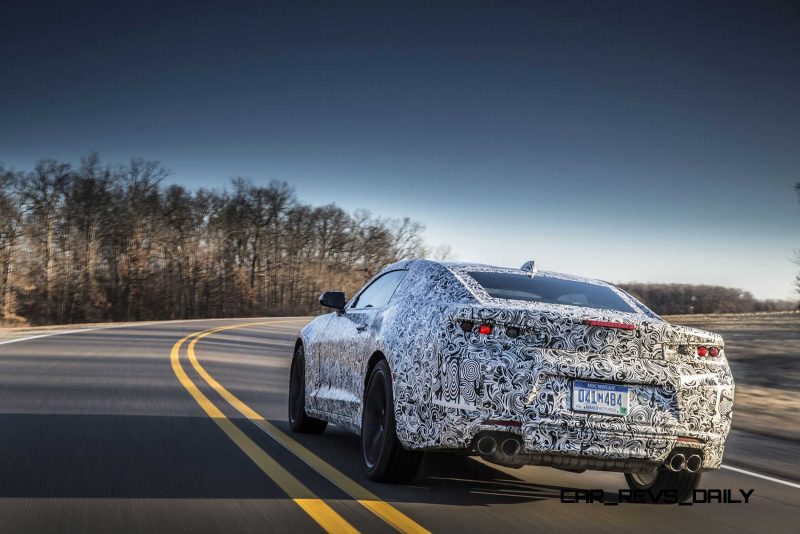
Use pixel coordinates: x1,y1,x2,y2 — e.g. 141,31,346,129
380,259,659,319
396,259,613,288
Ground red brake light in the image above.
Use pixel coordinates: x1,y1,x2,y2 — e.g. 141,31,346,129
582,319,636,330
478,324,492,335
697,346,708,357
709,347,719,357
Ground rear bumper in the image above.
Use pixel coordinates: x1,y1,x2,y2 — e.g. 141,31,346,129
394,327,734,472
421,418,729,471
408,354,734,470
521,423,726,470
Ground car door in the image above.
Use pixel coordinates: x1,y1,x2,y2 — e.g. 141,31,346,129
314,270,408,419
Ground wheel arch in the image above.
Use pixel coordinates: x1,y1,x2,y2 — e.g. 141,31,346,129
364,350,388,396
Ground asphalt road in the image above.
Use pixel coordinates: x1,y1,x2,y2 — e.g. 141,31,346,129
0,318,797,533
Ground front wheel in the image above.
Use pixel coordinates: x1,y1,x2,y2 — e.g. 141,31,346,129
361,360,423,483
624,469,701,503
288,345,327,434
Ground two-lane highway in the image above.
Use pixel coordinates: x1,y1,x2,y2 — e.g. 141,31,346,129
0,319,797,533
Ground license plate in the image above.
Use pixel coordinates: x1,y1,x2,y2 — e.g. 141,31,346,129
572,380,629,416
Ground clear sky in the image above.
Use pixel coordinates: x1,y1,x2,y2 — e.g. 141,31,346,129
2,1,798,299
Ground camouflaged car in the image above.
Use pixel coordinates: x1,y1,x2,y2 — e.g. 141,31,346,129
288,260,734,502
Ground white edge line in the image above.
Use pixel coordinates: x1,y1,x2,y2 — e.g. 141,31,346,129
721,464,800,490
0,328,102,346
0,316,310,347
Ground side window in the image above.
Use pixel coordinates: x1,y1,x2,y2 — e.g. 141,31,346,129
351,270,408,309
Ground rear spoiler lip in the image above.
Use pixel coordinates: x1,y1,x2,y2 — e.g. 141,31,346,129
582,319,637,330
447,305,651,328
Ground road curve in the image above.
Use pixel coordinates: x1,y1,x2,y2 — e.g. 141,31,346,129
0,318,797,533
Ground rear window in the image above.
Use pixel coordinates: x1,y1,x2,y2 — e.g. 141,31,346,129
466,271,637,314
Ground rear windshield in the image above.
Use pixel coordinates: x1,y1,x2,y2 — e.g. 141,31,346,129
467,271,637,314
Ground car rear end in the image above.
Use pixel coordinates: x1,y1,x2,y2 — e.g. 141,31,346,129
433,268,734,474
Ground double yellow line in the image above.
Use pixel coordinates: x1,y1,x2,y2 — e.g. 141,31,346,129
170,321,429,534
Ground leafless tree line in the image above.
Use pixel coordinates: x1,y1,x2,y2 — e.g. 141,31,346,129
0,154,794,325
619,283,795,315
0,154,429,325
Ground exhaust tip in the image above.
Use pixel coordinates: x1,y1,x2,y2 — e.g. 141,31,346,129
501,438,521,456
686,454,702,473
667,453,686,472
476,436,497,456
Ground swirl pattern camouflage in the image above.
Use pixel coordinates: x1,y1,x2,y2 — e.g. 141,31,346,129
295,259,734,478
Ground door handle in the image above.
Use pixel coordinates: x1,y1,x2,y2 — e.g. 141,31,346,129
356,323,368,332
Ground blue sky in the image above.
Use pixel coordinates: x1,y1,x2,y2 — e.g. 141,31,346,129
2,1,798,299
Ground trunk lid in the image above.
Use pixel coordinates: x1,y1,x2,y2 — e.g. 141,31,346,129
452,304,723,360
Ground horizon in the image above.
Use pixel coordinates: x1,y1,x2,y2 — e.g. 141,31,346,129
2,1,799,300
2,152,798,302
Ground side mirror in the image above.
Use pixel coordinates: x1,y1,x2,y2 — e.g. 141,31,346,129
319,291,346,311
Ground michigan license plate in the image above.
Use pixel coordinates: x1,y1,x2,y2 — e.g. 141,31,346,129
572,380,629,416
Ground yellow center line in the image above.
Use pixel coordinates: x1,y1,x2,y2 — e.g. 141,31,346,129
170,327,358,534
186,321,431,534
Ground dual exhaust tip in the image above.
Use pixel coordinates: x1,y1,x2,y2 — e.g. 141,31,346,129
476,435,521,457
666,452,702,473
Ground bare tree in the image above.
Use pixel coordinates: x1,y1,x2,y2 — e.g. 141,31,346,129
0,168,23,321
64,152,114,321
19,161,71,322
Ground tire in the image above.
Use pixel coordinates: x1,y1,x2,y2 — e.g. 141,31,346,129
361,359,423,483
624,469,701,504
288,345,327,434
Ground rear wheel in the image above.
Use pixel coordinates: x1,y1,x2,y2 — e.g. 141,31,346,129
288,345,327,434
361,360,423,483
624,469,700,503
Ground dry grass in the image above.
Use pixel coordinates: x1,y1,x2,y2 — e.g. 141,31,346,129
729,387,800,441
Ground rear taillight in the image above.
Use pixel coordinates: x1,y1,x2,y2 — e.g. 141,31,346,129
460,320,519,338
458,321,492,335
696,346,721,358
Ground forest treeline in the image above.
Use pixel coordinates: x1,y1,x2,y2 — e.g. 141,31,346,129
0,154,430,325
619,283,795,315
0,154,794,326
